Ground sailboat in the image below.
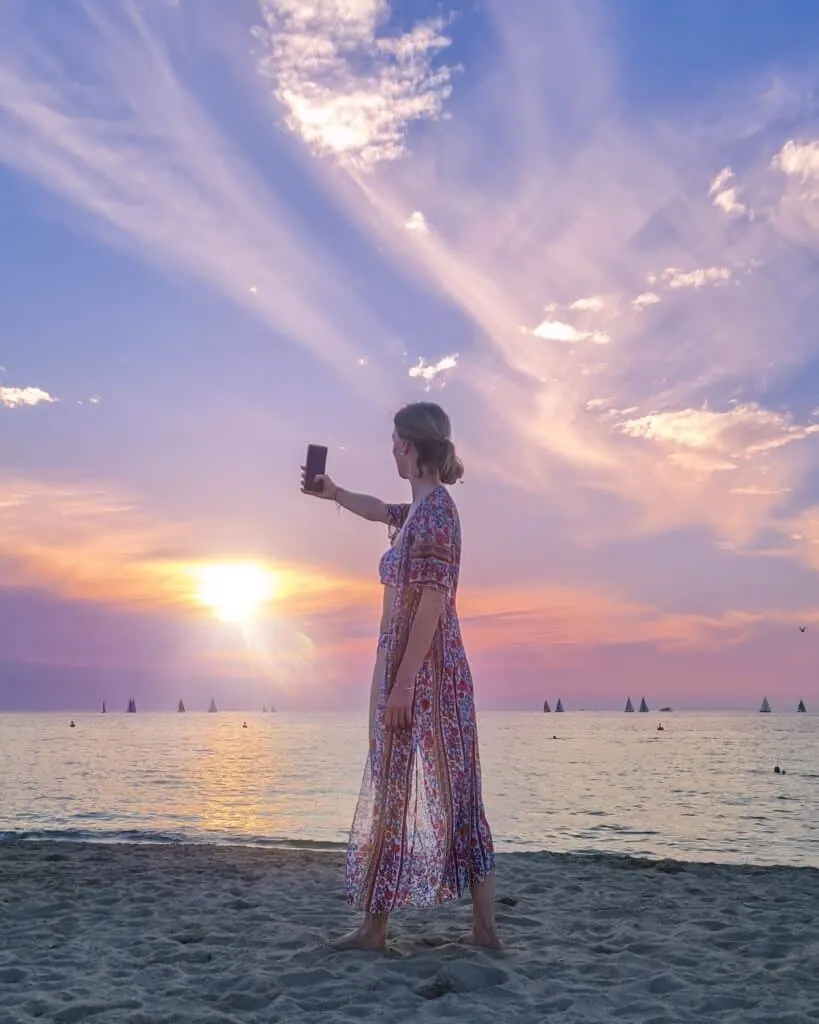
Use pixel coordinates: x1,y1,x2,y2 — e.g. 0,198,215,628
555,698,564,713
759,696,771,713
262,704,268,713
101,701,106,714
639,697,649,713
269,704,277,713
797,699,807,713
126,698,136,713
543,699,551,713
177,699,185,713
208,697,217,713
624,697,634,712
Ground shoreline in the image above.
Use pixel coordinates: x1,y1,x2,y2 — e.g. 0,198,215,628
3,830,818,872
1,841,818,1023
3,834,819,873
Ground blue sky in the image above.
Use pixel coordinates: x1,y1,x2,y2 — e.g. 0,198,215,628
1,0,819,712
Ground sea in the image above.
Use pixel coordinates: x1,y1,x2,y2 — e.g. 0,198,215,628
1,710,817,868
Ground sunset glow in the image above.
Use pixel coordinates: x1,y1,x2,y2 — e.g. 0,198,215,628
192,564,278,624
2,2,819,712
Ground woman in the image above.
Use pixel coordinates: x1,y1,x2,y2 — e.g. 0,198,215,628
302,401,499,952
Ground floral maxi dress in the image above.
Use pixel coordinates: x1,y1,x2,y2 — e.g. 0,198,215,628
345,484,496,913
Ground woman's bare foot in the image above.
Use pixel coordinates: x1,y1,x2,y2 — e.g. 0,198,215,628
458,927,503,950
330,924,387,952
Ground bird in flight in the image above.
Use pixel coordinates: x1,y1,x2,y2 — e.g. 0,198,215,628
799,625,807,633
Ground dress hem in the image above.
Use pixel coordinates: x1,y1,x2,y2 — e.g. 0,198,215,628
345,862,496,915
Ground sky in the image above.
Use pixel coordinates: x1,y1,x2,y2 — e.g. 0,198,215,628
1,0,819,712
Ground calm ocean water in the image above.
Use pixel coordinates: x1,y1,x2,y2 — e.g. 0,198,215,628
1,710,817,868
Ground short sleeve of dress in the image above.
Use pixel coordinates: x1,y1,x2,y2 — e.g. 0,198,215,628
406,498,457,593
385,503,411,531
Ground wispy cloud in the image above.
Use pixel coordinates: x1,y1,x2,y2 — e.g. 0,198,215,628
569,295,604,311
291,2,819,551
0,0,400,395
660,266,732,289
532,319,610,344
0,386,57,409
708,166,747,216
408,353,458,383
405,210,429,233
772,139,819,182
616,403,819,460
632,292,660,308
253,0,455,169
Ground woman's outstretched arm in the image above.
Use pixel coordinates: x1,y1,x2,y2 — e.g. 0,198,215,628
302,470,391,523
335,485,390,523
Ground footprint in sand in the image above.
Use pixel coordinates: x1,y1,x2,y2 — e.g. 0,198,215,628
416,961,508,998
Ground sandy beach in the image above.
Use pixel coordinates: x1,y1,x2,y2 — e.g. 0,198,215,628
0,842,817,1024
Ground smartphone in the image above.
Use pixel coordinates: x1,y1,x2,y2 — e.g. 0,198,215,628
303,444,328,494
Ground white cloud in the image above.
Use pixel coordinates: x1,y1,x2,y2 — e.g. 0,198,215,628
709,167,734,195
532,320,610,344
0,386,57,409
730,486,791,496
663,266,732,289
408,353,458,382
569,295,603,311
632,292,660,309
712,186,747,217
707,167,748,217
254,1,455,169
405,210,429,233
617,403,819,459
772,139,819,182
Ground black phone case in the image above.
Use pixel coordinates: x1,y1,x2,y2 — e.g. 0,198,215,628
304,444,328,493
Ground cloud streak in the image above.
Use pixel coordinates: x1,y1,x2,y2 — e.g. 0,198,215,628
253,0,819,551
0,0,404,397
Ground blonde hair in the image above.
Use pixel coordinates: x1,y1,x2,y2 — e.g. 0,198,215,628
393,402,464,484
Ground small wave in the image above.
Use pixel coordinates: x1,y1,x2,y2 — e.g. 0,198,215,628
588,824,660,836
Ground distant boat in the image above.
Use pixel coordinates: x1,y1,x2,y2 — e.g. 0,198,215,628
639,697,649,713
760,697,771,713
177,699,185,713
262,704,268,713
656,724,664,731
126,697,136,713
269,705,277,713
208,698,217,713
101,701,106,714
797,699,806,713
543,700,551,713
660,706,673,713
555,698,564,713
624,697,634,712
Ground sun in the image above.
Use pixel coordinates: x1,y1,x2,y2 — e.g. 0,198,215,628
192,563,278,624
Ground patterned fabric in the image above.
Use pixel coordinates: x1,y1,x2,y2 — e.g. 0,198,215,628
345,484,495,914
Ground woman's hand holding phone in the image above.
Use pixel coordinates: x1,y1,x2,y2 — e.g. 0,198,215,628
300,467,339,501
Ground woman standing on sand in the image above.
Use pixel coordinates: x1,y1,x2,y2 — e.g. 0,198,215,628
302,402,499,952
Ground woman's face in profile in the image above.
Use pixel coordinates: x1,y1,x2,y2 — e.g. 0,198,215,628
392,428,410,479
